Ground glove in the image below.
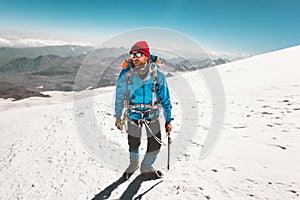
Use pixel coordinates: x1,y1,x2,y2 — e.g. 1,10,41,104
115,119,123,130
165,121,172,133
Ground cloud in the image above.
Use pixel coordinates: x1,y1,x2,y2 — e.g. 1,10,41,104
0,36,93,47
0,37,13,46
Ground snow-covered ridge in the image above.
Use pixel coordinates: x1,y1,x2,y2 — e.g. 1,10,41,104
0,45,299,199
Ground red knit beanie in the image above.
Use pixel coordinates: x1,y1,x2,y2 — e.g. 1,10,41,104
130,41,150,58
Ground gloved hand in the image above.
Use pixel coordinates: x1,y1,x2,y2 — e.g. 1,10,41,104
115,119,123,130
165,121,172,133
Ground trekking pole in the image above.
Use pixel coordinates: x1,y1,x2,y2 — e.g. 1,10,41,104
167,132,172,170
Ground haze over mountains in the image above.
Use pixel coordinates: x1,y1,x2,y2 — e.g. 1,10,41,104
0,45,249,100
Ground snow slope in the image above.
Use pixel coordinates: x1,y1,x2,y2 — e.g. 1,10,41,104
0,45,299,199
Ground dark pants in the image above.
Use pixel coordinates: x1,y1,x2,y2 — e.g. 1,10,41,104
127,120,161,154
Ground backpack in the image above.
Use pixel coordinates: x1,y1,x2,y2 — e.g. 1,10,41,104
121,54,162,121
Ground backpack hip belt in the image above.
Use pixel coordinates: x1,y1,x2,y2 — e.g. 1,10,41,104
129,103,161,110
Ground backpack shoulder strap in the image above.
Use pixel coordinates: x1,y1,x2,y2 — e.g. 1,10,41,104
126,65,133,85
122,62,133,109
150,62,160,106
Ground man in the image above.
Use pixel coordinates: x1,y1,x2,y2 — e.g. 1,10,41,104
114,41,173,179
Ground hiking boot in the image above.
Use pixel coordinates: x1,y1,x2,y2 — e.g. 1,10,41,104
141,170,163,180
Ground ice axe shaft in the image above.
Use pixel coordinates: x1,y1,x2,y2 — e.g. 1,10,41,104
167,132,172,170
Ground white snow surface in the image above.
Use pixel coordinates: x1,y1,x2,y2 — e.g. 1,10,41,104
0,45,300,199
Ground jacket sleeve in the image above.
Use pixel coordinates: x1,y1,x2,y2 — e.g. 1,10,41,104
157,70,174,122
115,69,127,119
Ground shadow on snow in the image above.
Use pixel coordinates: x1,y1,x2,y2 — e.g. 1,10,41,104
92,174,163,200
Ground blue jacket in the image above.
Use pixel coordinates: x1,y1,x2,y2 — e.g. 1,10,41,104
115,62,173,122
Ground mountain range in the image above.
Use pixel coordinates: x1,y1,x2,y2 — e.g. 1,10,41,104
0,45,93,66
0,45,249,100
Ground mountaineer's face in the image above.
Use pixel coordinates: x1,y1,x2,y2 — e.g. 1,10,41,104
130,51,148,68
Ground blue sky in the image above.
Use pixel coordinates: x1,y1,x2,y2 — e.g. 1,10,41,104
0,0,300,54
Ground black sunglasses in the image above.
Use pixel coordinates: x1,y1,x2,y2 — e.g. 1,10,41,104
129,52,143,59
